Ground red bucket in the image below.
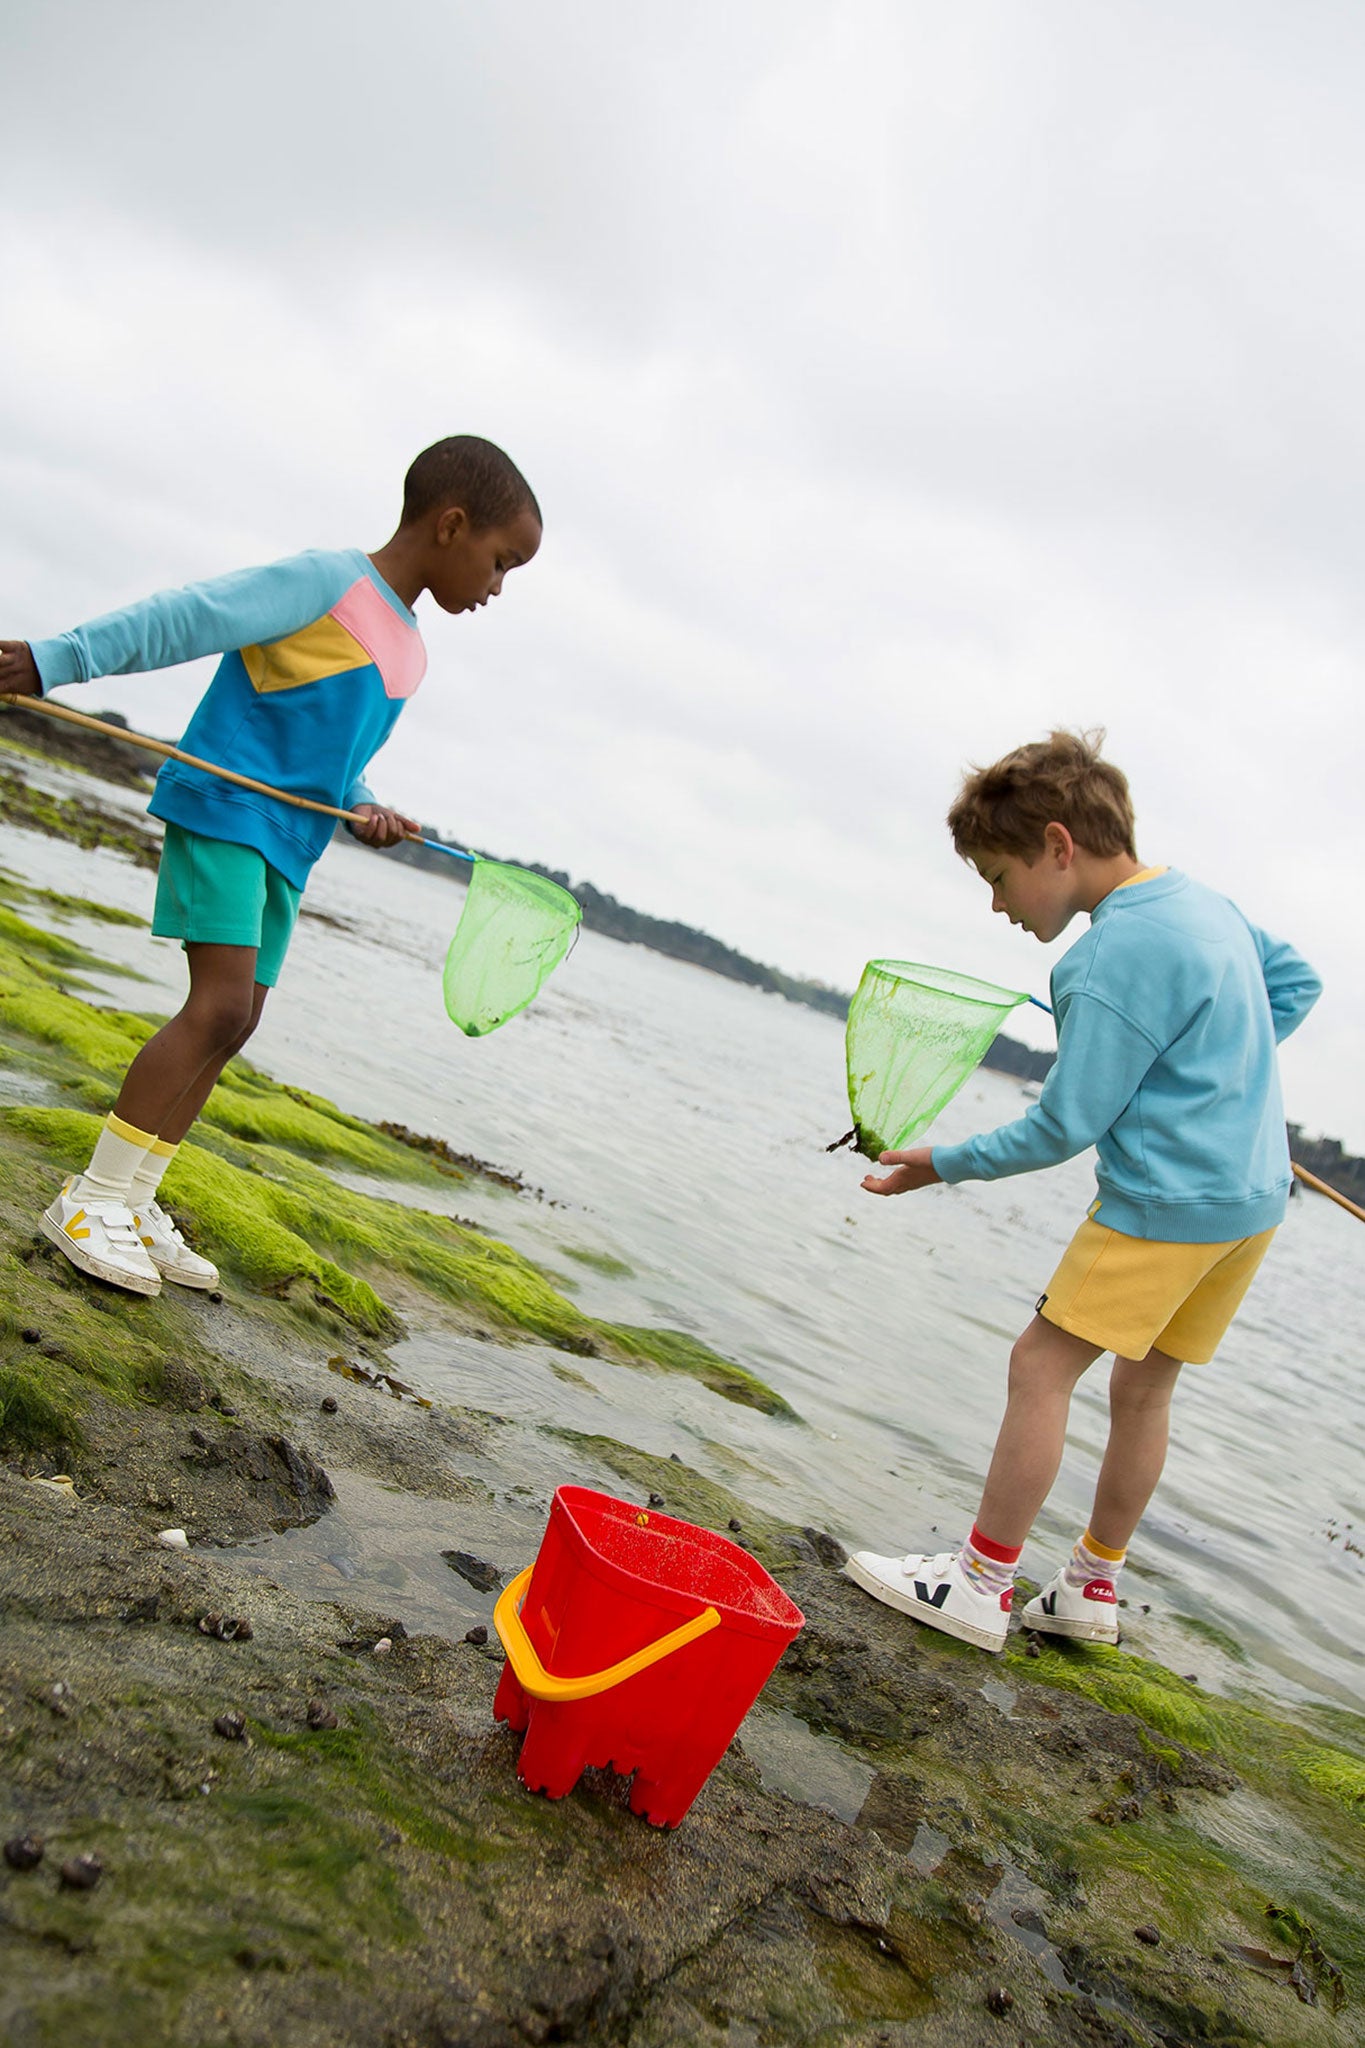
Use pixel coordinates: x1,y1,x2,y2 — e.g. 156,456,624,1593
493,1485,804,1827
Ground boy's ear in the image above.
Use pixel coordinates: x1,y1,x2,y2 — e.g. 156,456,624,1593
1043,821,1076,866
434,504,470,547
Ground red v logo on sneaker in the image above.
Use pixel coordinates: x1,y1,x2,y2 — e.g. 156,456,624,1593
1083,1579,1118,1603
1000,1588,1013,1611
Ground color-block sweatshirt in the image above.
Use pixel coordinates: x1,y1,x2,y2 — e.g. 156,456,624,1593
29,550,426,890
931,870,1322,1243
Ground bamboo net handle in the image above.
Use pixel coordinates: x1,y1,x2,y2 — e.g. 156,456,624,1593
1292,1161,1365,1224
2,691,368,825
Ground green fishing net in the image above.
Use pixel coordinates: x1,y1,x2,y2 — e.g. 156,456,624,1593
442,862,582,1037
840,961,1029,1159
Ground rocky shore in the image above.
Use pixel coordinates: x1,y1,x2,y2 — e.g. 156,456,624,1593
1,747,1363,2046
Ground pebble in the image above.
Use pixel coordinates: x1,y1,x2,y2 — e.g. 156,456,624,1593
208,1290,223,1303
984,1987,1014,2015
306,1700,339,1730
59,1853,103,1891
213,1711,247,1741
4,1833,44,1872
648,1493,666,1509
198,1613,253,1641
20,1327,41,1344
320,1395,338,1414
727,1518,743,1534
1135,1924,1161,1946
157,1529,190,1550
372,1637,393,1655
463,1625,489,1646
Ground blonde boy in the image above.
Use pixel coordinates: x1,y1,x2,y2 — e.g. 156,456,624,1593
847,730,1321,1651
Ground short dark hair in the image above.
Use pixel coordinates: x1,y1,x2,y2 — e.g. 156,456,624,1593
400,435,541,531
947,728,1137,861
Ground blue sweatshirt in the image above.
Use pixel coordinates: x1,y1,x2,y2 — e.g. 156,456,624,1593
932,870,1321,1243
29,550,426,891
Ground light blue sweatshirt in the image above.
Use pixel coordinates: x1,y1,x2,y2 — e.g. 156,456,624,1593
932,870,1321,1243
29,550,427,891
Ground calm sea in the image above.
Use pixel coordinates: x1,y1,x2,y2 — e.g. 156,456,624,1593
5,763,1362,1713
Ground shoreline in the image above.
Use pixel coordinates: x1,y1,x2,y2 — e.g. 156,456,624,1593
1,750,1363,2043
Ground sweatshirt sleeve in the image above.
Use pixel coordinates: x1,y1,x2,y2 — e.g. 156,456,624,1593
932,992,1160,1185
1247,923,1322,1044
28,552,355,692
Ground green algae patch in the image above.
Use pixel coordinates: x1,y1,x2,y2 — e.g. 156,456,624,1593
1004,1637,1223,1750
561,1245,635,1278
0,757,161,867
599,1323,796,1417
1289,1742,1365,1817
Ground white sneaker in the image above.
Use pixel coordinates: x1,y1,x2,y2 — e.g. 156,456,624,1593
1020,1570,1120,1644
132,1198,219,1290
845,1548,1011,1653
42,1178,162,1297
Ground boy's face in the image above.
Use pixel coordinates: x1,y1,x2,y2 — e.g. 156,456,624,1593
971,831,1081,943
429,503,542,616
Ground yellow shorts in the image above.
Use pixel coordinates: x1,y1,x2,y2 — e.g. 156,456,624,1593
1037,1218,1275,1364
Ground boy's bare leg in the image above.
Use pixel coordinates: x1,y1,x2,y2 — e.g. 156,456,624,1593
1085,1347,1184,1553
113,944,265,1140
974,1315,1103,1547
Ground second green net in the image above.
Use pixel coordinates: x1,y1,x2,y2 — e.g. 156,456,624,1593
841,961,1029,1160
442,862,582,1037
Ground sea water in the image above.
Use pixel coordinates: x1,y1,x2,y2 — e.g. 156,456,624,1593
4,770,1362,1714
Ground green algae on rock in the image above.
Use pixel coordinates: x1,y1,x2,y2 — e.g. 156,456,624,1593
0,902,792,1422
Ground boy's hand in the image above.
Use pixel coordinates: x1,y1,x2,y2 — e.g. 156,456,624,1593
349,803,420,849
861,1147,942,1196
0,642,42,697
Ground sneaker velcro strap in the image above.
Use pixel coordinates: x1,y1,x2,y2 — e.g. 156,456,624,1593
99,1205,137,1227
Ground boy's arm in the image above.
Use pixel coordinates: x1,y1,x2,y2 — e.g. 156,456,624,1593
1248,923,1322,1044
929,993,1159,1186
20,553,355,692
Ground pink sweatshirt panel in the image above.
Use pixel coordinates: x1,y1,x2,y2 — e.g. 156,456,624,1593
332,578,427,700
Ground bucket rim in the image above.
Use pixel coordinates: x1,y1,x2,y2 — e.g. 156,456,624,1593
550,1486,805,1641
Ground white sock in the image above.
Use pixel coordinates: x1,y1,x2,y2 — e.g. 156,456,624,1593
129,1139,178,1209
74,1113,158,1203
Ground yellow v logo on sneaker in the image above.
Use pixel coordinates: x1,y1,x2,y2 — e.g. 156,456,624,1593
64,1210,91,1240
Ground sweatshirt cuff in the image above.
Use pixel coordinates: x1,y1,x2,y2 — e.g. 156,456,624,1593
930,1141,978,1185
28,636,83,693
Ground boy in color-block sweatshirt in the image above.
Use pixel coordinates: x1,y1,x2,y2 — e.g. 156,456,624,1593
0,434,541,1297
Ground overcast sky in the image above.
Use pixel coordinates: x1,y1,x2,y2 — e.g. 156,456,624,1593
3,1,1362,1146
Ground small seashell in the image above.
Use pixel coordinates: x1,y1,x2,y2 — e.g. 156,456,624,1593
198,1613,222,1636
214,1711,247,1741
158,1528,190,1550
320,1395,338,1414
232,1616,253,1642
20,1327,42,1344
1135,1924,1161,1946
372,1637,393,1655
727,1518,742,1533
60,1853,103,1890
648,1493,666,1509
984,1987,1014,2015
306,1699,338,1730
29,1474,78,1500
208,1290,223,1303
463,1625,489,1646
4,1833,44,1872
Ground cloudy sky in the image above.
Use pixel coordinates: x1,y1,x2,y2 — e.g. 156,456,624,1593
3,1,1362,1145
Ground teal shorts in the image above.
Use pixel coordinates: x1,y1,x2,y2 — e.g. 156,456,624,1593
152,824,301,987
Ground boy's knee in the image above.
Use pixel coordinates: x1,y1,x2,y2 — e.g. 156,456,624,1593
187,990,257,1053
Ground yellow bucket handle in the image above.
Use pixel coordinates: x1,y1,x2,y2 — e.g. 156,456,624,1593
493,1564,722,1702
